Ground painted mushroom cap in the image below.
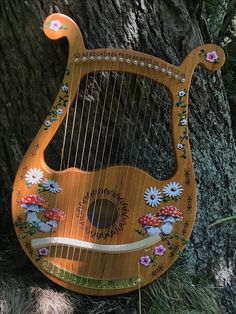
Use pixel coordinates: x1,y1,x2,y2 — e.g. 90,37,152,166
157,206,183,220
18,194,49,209
138,214,162,227
44,208,66,221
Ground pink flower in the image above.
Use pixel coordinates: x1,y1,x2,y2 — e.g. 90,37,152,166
49,20,62,32
154,244,167,256
205,51,218,63
140,255,152,266
39,248,49,256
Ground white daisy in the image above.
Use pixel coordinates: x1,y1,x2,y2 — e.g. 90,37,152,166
163,182,184,198
178,90,186,97
180,119,187,126
25,168,44,185
61,84,69,92
44,120,52,127
49,20,62,32
43,179,61,193
56,108,63,115
144,187,162,207
177,143,184,150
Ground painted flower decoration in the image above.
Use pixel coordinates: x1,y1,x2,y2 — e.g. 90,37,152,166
49,20,62,32
44,120,52,127
44,208,66,221
178,90,186,97
177,143,184,150
144,187,162,207
25,168,44,186
206,51,219,64
180,119,187,126
140,255,152,267
18,194,49,209
61,84,69,92
163,182,184,198
154,244,167,256
39,248,49,256
56,108,63,115
43,179,61,193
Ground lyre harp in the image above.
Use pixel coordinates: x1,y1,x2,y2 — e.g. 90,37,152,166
12,13,225,295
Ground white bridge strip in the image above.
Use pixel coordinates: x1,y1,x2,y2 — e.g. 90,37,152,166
31,235,161,254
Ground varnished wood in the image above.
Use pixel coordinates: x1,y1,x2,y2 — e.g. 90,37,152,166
12,13,225,295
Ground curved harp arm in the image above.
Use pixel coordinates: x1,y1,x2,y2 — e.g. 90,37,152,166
43,13,85,51
180,44,225,81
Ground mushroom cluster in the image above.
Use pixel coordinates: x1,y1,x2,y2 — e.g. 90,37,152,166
18,194,66,233
157,206,183,235
138,206,183,236
138,214,162,236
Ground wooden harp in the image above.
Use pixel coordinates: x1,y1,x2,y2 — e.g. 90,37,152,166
12,14,225,295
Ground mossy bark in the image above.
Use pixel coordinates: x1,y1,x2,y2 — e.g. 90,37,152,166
1,0,236,313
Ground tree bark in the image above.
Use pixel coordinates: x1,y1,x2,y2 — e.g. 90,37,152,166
1,0,236,312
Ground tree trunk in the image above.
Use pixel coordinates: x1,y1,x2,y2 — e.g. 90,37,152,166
1,0,236,312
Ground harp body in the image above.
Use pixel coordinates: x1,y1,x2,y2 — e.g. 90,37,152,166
12,14,225,295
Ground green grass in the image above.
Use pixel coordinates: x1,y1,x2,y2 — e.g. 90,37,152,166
143,266,222,314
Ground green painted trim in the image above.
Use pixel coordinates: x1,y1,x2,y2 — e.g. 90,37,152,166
41,260,142,289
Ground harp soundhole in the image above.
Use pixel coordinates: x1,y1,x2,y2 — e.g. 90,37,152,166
87,199,118,228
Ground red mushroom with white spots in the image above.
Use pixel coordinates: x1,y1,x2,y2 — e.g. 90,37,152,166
138,213,163,236
157,206,184,235
18,194,65,233
43,208,66,228
18,194,49,212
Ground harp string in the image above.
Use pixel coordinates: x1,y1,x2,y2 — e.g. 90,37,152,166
59,59,92,274
96,69,127,248
60,62,84,272
72,72,98,271
104,72,156,247
113,72,133,166
81,66,113,279
70,71,98,274
66,84,80,169
116,64,151,252
85,59,150,278
73,86,85,167
93,69,121,240
96,71,137,255
76,61,108,277
105,70,126,169
85,65,121,279
130,79,153,166
49,57,80,272
78,72,97,169
120,75,144,165
140,85,161,171
67,71,98,272
147,88,173,177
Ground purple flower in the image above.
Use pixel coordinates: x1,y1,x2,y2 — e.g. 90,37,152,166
154,244,167,256
39,248,49,256
140,255,152,267
205,51,218,63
